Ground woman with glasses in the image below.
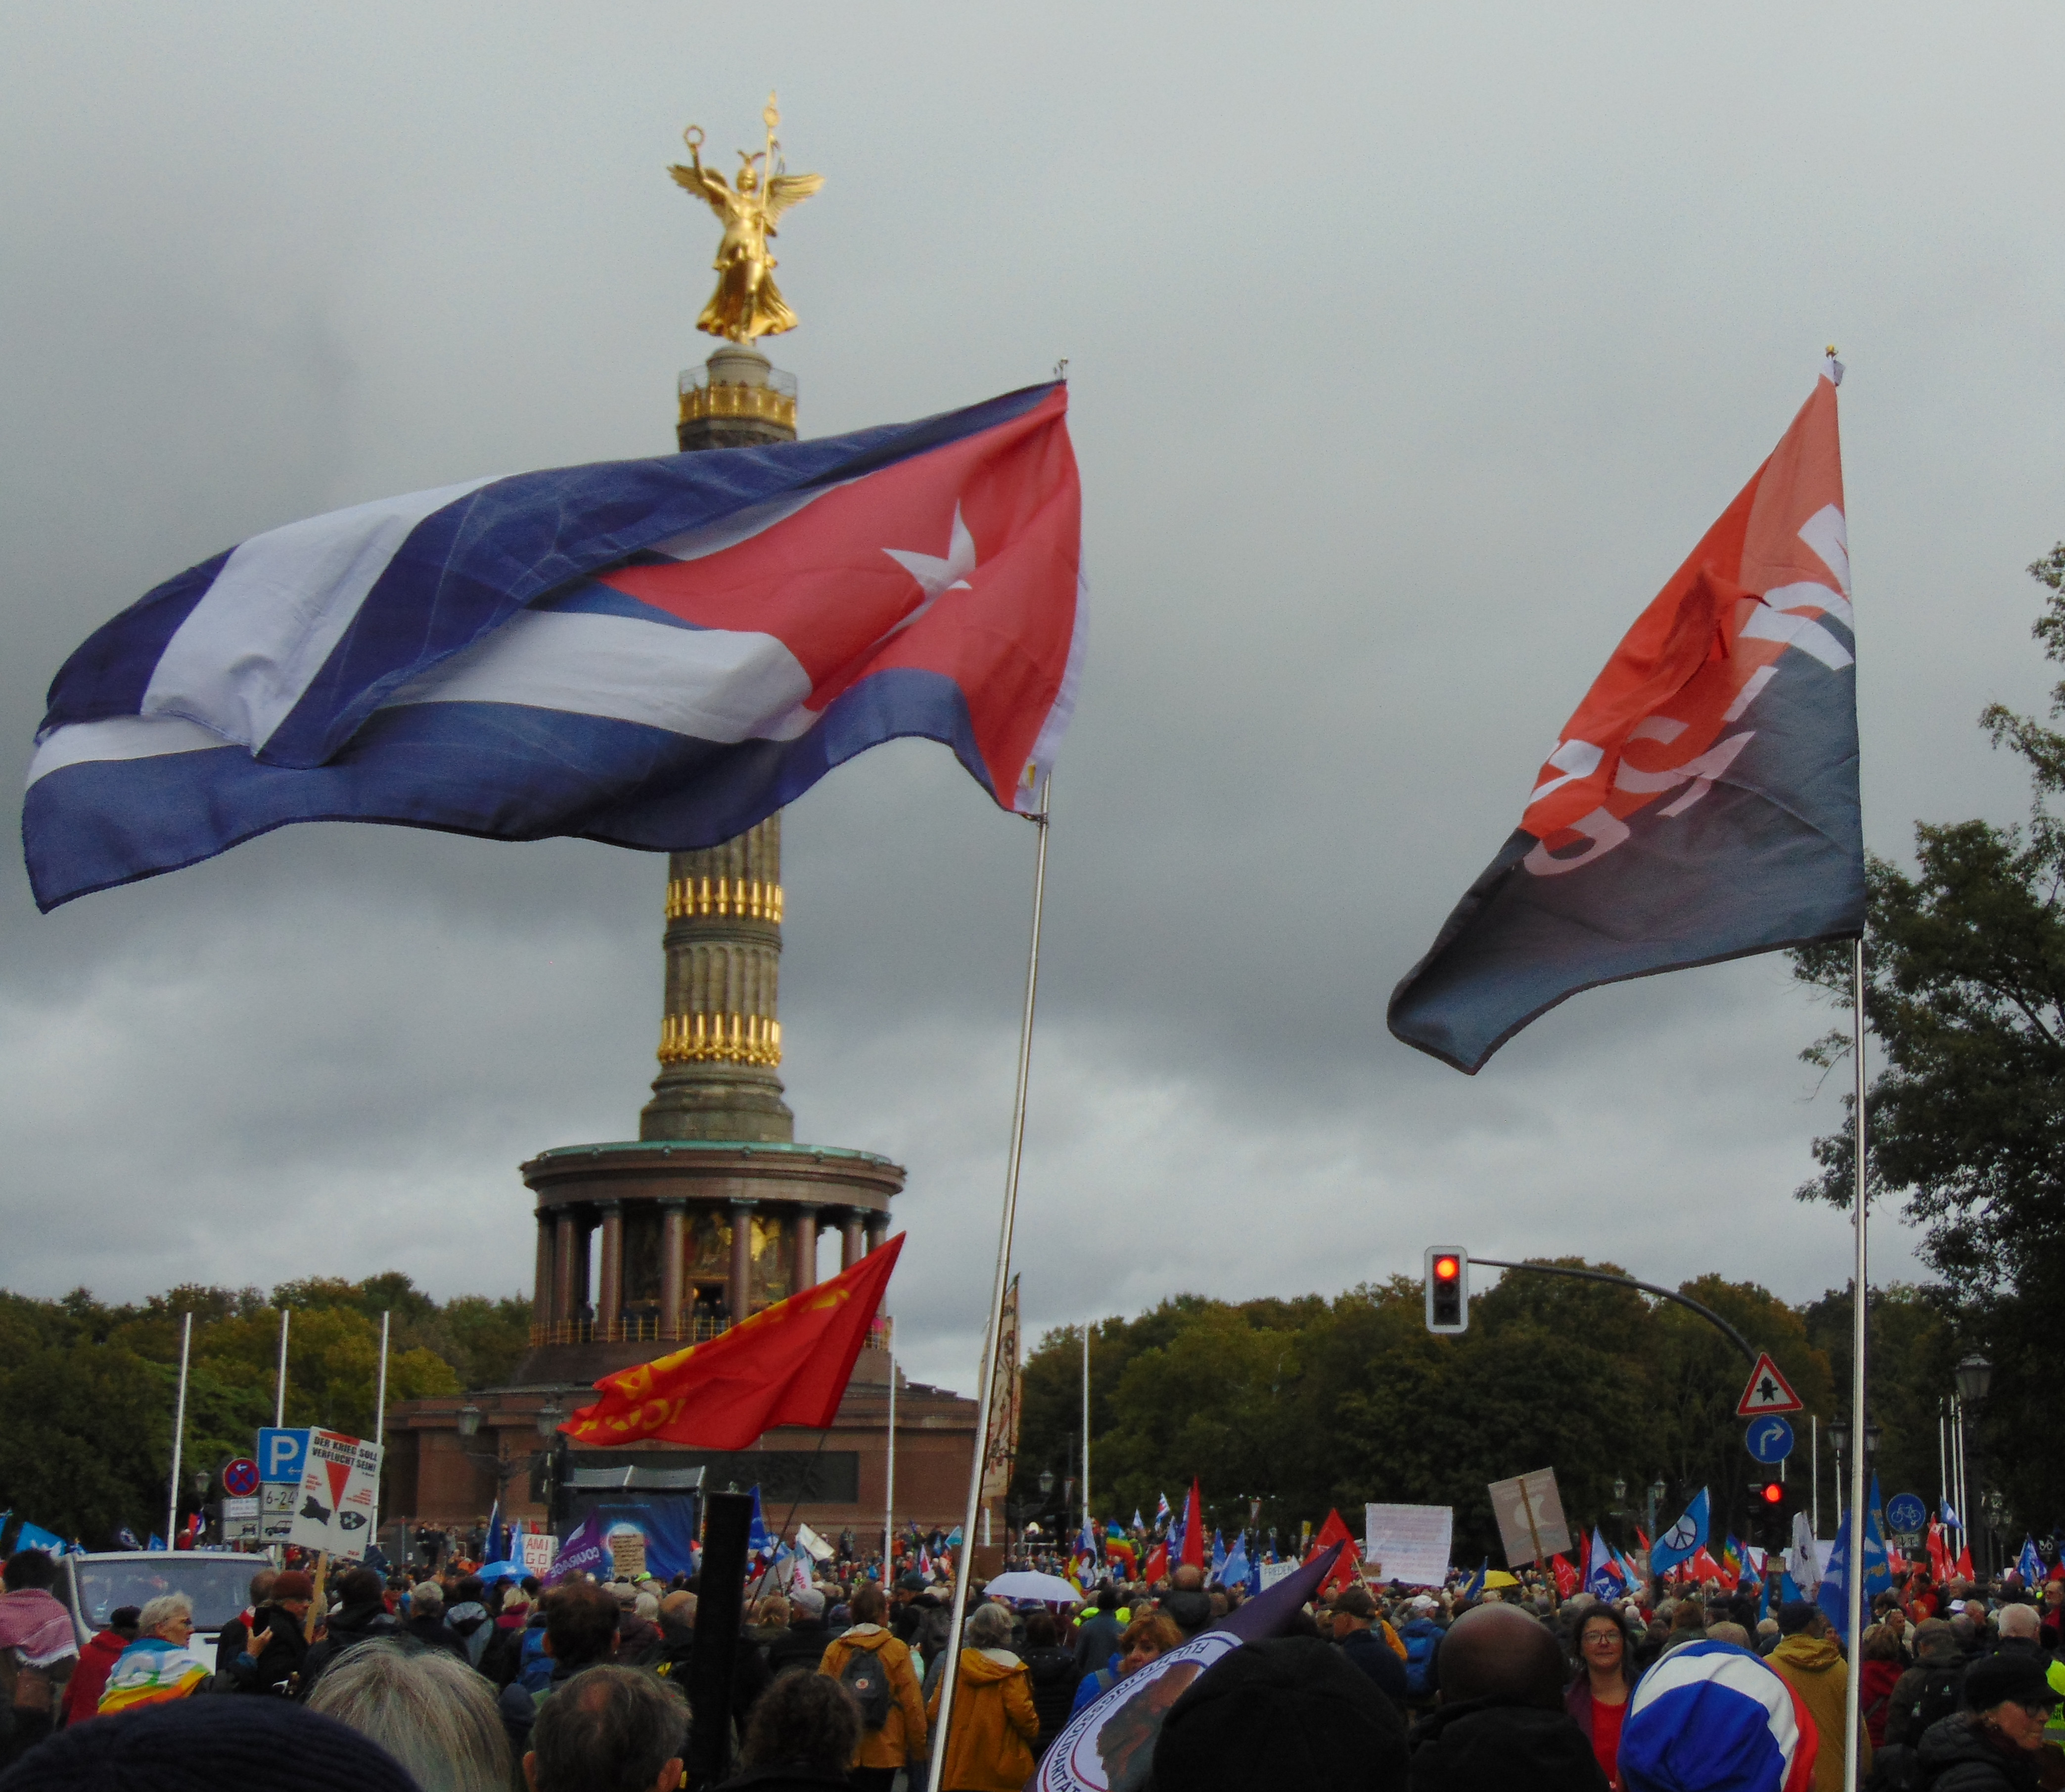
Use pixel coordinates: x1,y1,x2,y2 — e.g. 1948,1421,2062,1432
1913,1651,2060,1791
1564,1601,1638,1790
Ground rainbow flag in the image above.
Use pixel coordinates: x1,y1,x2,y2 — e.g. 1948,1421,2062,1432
99,1639,207,1713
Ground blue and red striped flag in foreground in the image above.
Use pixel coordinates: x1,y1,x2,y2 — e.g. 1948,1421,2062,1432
1389,358,1863,1073
25,383,1083,910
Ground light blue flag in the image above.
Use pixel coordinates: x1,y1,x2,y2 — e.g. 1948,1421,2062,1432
1211,1530,1228,1578
13,1521,64,1556
747,1486,772,1556
2019,1535,2044,1585
1132,1509,1145,1532
1649,1488,1710,1576
1585,1526,1623,1599
1222,1533,1247,1587
147,1533,166,1551
1941,1499,1962,1527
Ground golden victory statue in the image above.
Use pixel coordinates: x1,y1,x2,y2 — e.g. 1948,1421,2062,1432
669,93,824,344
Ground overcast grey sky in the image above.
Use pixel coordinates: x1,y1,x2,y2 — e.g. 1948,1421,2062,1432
4,2,2063,1396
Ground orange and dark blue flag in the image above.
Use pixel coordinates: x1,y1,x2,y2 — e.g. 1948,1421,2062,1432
1390,358,1863,1073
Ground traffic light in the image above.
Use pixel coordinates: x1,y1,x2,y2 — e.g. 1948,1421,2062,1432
1424,1247,1468,1333
1749,1478,1791,1549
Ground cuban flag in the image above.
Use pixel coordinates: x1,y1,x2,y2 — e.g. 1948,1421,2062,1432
1390,358,1862,1072
1620,1639,1817,1792
25,384,1083,911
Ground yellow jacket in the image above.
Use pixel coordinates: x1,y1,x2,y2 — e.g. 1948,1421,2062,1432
925,1647,1039,1792
819,1624,927,1770
1769,1633,1871,1792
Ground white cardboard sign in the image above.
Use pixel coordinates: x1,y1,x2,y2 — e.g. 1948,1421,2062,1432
285,1429,382,1560
1486,1468,1571,1567
520,1532,558,1574
1364,1503,1455,1586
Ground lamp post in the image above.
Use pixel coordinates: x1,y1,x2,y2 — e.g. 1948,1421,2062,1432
1955,1354,1992,1579
1829,1418,1850,1524
1647,1477,1666,1552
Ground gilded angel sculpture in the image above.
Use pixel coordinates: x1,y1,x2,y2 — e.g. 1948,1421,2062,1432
668,95,825,344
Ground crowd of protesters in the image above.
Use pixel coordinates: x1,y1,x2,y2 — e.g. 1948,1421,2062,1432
4,1530,2065,1792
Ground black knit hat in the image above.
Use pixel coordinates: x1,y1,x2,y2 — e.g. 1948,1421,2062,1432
0,1697,421,1792
1151,1636,1409,1792
1965,1652,2062,1714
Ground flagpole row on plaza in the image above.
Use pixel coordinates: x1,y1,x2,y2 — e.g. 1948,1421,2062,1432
165,1310,193,1547
1081,1320,1091,1541
1842,937,1869,1792
928,773,1052,1792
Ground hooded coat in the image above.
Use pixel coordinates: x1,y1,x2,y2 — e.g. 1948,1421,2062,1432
1768,1633,1870,1792
925,1647,1039,1792
1406,1697,1610,1792
817,1622,927,1770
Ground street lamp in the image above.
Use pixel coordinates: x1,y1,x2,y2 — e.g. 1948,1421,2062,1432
1955,1355,1993,1578
1038,1469,1055,1500
1829,1419,1849,1517
1613,1478,1627,1506
456,1403,483,1439
1863,1422,1882,1458
534,1398,563,1440
1955,1354,1993,1406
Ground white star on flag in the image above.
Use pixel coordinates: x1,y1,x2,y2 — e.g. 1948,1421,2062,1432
880,503,976,640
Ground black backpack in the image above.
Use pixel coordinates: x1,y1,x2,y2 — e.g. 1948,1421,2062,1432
1891,1661,1964,1744
839,1648,892,1729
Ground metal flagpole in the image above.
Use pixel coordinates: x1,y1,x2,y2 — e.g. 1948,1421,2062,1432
885,1330,897,1566
368,1310,390,1554
1081,1321,1091,1543
1811,1416,1820,1539
927,774,1052,1792
1842,937,1869,1792
1937,1403,1947,1538
166,1311,193,1546
275,1307,290,1427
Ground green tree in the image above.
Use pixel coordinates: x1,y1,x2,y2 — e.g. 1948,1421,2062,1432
1789,541,2065,1541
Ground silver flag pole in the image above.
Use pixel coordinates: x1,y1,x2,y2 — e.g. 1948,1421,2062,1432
927,774,1052,1792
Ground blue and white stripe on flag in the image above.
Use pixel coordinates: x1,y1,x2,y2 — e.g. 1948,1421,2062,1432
2019,1534,2044,1585
25,383,1083,910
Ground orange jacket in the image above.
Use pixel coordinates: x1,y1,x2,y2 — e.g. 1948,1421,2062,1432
818,1624,927,1769
926,1647,1039,1792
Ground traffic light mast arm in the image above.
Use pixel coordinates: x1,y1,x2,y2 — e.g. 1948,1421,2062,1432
1470,1258,1760,1368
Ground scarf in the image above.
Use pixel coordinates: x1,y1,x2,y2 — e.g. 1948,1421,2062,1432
0,1589,78,1669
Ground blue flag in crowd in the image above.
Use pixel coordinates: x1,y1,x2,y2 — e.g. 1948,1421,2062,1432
1211,1531,1228,1578
1131,1509,1145,1532
1818,1477,1891,1629
23,385,1085,911
12,1522,64,1556
147,1534,165,1552
1388,363,1861,1073
114,1526,140,1550
2019,1536,2044,1586
747,1485,772,1557
1941,1500,1962,1527
1650,1489,1710,1576
1463,1560,1488,1601
1586,1526,1622,1599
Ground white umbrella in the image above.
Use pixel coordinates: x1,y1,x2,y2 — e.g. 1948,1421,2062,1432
982,1570,1081,1603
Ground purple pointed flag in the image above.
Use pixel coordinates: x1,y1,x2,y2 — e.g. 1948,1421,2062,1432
1389,362,1862,1073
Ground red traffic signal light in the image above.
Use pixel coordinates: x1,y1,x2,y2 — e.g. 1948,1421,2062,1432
1424,1248,1469,1333
1759,1480,1785,1506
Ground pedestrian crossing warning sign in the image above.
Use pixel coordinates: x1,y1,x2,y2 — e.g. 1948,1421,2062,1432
1735,1352,1804,1418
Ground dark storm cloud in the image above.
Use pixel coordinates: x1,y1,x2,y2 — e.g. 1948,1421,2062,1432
4,2,2063,1393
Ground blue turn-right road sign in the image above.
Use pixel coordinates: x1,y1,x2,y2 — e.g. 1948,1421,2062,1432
1745,1415,1795,1464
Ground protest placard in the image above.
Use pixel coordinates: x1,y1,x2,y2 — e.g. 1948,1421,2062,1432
1486,1468,1570,1566
1364,1504,1454,1586
286,1430,383,1560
